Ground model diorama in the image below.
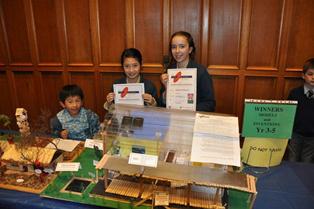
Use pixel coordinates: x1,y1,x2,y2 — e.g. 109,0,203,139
92,105,257,209
95,154,256,209
0,108,83,193
39,104,256,209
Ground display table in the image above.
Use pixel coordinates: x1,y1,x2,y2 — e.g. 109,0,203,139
0,188,108,209
0,161,313,209
248,161,314,209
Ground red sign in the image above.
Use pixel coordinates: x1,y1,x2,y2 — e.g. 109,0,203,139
121,87,128,98
173,71,182,83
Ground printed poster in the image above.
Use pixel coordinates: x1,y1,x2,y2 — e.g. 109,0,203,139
242,99,297,138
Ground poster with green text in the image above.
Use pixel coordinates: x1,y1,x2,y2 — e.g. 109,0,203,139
242,99,297,139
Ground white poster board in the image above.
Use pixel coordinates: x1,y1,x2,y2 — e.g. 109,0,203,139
166,68,197,111
113,83,145,106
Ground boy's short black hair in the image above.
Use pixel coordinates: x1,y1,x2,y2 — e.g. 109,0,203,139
303,58,314,74
59,84,84,102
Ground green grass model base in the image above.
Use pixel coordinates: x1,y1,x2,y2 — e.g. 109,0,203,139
41,148,252,209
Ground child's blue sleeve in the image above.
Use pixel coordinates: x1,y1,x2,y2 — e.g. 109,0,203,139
50,116,62,138
88,111,100,137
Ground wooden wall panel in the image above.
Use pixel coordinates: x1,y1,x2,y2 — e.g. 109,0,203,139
208,0,242,67
98,0,126,64
0,72,13,115
64,0,93,65
100,71,124,116
101,71,123,95
285,0,314,70
0,15,7,65
41,72,64,116
13,71,39,121
244,76,277,99
134,0,163,64
142,72,162,96
0,0,314,125
1,0,32,65
31,0,61,65
283,77,303,99
171,0,202,62
247,0,283,68
69,72,97,111
212,76,237,114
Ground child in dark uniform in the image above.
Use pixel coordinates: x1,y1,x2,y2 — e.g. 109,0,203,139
159,31,215,112
104,48,158,110
288,58,314,163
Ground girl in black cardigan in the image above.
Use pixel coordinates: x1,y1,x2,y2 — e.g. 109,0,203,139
104,48,158,110
159,31,215,112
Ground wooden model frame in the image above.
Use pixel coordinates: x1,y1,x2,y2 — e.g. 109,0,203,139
96,154,257,209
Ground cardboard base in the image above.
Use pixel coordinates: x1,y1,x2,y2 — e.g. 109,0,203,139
42,149,252,209
0,140,84,194
41,148,146,209
0,170,57,194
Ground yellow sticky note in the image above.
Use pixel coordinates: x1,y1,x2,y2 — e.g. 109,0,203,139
241,137,288,167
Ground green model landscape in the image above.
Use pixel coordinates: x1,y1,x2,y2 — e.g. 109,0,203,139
41,147,251,209
41,148,147,209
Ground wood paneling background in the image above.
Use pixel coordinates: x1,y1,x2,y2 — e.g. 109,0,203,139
0,0,313,128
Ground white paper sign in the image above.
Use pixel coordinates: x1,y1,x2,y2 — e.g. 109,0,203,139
45,138,80,152
55,162,80,172
113,83,145,106
166,68,197,111
84,139,103,150
190,113,241,167
128,153,158,168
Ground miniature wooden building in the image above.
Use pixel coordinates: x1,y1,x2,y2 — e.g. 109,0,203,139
1,145,63,172
95,105,256,208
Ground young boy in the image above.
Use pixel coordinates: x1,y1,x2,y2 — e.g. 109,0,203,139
51,84,100,140
288,58,314,163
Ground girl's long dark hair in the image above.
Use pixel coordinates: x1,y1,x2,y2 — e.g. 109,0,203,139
168,31,196,67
